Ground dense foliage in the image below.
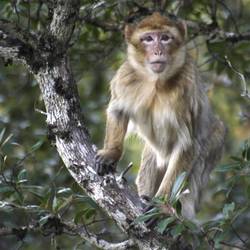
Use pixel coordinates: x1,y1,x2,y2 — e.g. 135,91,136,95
0,0,250,249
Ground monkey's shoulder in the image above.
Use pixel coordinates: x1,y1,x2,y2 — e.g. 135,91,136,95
110,61,137,87
110,62,153,103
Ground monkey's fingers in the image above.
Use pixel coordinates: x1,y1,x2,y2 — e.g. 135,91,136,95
140,195,151,208
141,203,159,228
160,203,177,217
145,217,158,228
142,204,155,213
95,154,116,175
96,162,107,176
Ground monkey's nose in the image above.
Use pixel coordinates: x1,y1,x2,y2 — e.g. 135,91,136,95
154,50,163,56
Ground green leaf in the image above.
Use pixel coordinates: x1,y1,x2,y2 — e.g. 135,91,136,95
169,172,187,204
155,217,176,234
31,140,44,151
39,215,50,226
84,208,96,220
74,194,98,209
134,212,161,223
231,206,247,223
247,185,250,200
202,219,221,231
45,186,56,211
242,140,250,161
17,169,28,182
214,232,228,249
0,133,13,148
183,220,198,232
223,202,235,219
28,190,44,202
52,195,57,212
0,128,6,144
172,200,182,215
74,210,86,224
57,195,73,213
216,163,241,172
170,223,185,237
230,156,242,162
0,185,15,193
57,187,72,196
151,196,166,204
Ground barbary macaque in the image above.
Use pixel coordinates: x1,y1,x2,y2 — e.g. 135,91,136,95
95,12,225,219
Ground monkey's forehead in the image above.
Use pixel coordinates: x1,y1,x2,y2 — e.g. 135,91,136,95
131,27,181,41
136,12,175,28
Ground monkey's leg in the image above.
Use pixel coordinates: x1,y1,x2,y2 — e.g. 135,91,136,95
180,172,200,220
136,146,163,198
155,146,189,198
181,121,226,220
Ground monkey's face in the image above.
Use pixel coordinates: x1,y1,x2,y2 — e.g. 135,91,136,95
140,31,174,73
125,13,187,79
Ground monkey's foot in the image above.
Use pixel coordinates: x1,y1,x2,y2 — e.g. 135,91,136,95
140,195,151,206
140,198,177,228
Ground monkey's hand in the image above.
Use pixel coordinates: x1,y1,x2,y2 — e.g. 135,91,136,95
95,149,121,176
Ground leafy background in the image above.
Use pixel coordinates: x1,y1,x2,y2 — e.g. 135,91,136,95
0,0,250,249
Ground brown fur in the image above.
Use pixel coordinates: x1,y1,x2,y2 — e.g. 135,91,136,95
95,13,225,219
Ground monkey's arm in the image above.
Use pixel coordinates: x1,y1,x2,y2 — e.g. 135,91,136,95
95,110,129,175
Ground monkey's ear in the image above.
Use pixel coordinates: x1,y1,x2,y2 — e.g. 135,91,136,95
124,24,135,42
177,20,188,40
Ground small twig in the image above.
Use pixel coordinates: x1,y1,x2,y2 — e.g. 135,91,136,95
36,1,43,23
224,55,250,98
12,0,20,24
231,224,248,246
220,241,248,250
82,17,120,32
0,201,41,212
210,0,218,25
27,0,31,31
118,162,133,181
172,0,183,15
35,108,47,116
85,218,107,226
198,56,215,68
216,0,239,33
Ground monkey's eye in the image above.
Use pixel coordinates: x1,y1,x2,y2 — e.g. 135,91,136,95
142,36,153,43
161,34,172,43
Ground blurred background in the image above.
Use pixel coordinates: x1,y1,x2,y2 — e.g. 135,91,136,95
0,0,250,249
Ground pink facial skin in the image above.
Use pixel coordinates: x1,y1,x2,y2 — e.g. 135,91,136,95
140,31,174,73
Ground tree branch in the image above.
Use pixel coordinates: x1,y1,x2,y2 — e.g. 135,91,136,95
186,20,250,43
0,19,41,70
0,216,135,250
63,221,135,250
49,0,80,45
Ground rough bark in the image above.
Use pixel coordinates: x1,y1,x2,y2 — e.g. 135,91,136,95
0,1,167,249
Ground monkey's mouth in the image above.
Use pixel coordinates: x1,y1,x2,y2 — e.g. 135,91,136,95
150,61,167,73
